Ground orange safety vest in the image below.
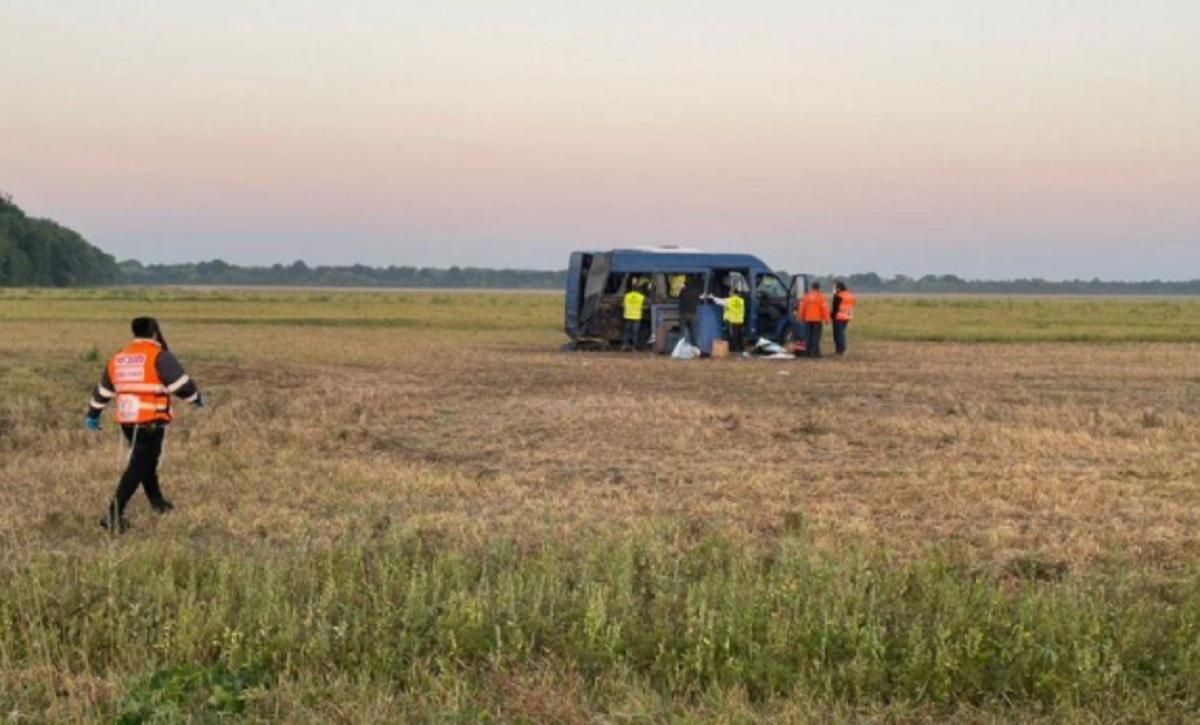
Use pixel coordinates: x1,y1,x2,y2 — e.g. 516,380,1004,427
798,290,830,323
834,290,856,321
107,339,172,425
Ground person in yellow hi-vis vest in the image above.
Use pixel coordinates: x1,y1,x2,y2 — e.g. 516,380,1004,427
668,274,686,298
621,281,648,351
705,288,748,352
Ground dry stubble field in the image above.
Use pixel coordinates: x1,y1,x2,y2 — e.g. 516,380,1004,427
1,288,1199,722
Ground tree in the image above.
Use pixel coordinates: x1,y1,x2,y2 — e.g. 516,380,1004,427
0,195,118,286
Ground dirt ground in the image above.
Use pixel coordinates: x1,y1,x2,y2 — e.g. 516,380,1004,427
3,298,1198,578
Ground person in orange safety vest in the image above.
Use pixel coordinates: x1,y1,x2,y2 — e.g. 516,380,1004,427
830,280,856,356
797,282,830,358
86,317,204,533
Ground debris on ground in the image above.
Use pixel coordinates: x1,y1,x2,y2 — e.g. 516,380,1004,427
670,338,702,359
752,337,795,359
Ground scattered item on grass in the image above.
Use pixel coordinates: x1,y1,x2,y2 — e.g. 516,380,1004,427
751,338,794,358
753,337,786,355
670,338,701,359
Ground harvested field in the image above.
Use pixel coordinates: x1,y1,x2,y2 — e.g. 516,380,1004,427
2,288,1199,721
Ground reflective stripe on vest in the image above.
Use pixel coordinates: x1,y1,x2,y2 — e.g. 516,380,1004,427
724,296,745,324
835,291,856,321
117,382,169,394
107,340,172,424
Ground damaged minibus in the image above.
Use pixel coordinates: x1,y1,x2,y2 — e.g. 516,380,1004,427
563,248,811,351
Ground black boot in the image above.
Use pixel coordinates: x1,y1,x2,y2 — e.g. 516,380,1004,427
99,508,130,534
149,497,174,514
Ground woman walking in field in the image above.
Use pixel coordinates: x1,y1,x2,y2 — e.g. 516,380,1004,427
85,317,205,532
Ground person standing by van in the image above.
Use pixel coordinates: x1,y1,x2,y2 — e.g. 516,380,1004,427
830,280,856,356
705,287,747,352
669,274,686,298
621,280,647,351
798,282,830,358
678,275,703,343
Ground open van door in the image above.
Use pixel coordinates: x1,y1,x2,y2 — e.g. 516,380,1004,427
785,274,810,346
789,274,810,312
752,272,791,342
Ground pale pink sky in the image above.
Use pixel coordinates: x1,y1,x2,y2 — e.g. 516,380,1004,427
2,1,1198,278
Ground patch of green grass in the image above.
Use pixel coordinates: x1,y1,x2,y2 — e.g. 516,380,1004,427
854,296,1200,343
116,663,268,723
4,533,1200,719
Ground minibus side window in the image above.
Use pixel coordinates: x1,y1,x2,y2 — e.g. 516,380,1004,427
604,273,626,295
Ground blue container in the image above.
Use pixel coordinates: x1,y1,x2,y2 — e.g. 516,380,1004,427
693,303,722,355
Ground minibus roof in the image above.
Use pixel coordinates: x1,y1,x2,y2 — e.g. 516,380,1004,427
604,250,774,275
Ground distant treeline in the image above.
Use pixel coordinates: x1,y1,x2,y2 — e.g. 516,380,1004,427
117,259,565,289
826,273,1200,296
3,193,1199,293
0,193,120,286
120,262,1200,295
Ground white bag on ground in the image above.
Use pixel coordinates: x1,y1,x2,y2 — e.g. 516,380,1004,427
671,338,701,359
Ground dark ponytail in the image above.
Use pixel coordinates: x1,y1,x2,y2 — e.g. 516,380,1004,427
131,316,167,350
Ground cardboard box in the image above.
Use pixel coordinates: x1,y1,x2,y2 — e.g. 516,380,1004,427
711,340,730,358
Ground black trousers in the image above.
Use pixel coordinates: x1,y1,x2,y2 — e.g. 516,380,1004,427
727,323,744,351
804,322,823,357
680,313,696,343
111,424,167,516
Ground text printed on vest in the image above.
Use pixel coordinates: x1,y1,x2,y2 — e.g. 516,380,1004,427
113,354,147,383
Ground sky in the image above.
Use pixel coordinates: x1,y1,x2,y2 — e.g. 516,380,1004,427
2,1,1198,279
